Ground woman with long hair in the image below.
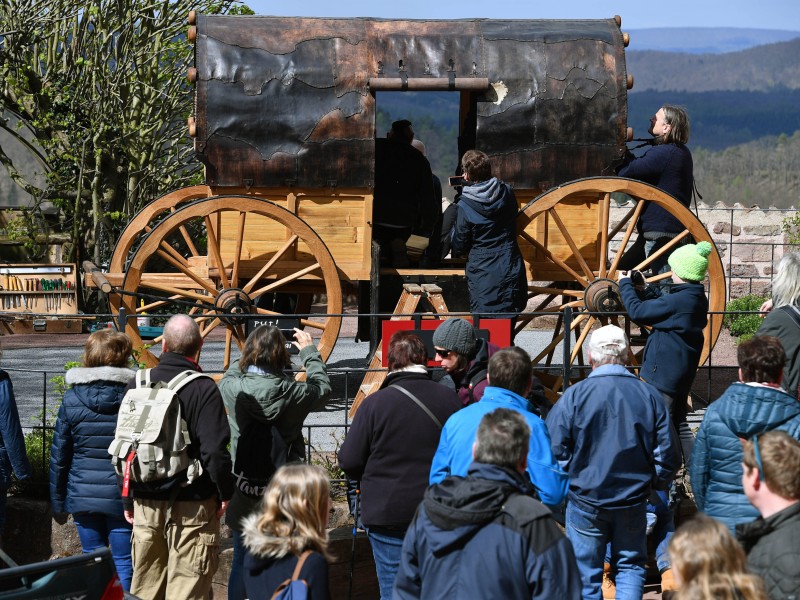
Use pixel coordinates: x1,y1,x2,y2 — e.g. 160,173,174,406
240,464,331,599
49,330,136,589
219,324,331,599
757,252,800,399
668,514,766,599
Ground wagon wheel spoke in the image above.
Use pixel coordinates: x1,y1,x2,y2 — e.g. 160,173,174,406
241,235,299,295
135,281,214,305
598,193,611,278
547,208,596,281
570,315,597,363
205,215,230,290
155,247,218,296
608,201,645,277
231,211,247,288
633,230,691,273
530,312,589,365
520,231,589,287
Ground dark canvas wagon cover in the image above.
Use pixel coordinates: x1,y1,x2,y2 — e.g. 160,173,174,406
193,15,629,190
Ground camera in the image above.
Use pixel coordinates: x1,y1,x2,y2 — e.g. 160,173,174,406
448,175,467,187
630,270,646,287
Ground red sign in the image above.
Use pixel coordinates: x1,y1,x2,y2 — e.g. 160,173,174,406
380,318,512,367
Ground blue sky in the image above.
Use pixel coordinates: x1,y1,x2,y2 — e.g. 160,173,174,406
242,0,800,31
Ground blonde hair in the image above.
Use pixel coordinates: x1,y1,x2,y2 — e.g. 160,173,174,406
250,464,331,560
670,515,766,600
82,330,132,368
771,252,800,308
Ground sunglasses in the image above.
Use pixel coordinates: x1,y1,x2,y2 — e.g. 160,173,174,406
434,348,453,358
752,434,765,482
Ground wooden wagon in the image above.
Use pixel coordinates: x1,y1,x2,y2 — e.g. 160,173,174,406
87,13,725,397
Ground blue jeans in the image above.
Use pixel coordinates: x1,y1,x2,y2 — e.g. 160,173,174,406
566,500,647,600
366,527,406,600
228,529,246,600
73,512,133,591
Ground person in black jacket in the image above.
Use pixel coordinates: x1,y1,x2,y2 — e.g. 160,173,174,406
241,464,331,600
49,330,136,590
451,150,527,320
0,346,31,549
616,104,694,276
737,431,800,600
338,331,459,600
395,407,582,600
123,314,235,600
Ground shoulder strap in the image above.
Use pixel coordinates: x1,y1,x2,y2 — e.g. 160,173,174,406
389,384,442,430
135,369,152,389
166,370,210,393
292,550,313,580
779,305,800,329
467,367,488,404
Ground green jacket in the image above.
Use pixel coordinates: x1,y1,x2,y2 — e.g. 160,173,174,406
218,345,331,529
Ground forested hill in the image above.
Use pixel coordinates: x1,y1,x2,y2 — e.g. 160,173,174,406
626,37,800,92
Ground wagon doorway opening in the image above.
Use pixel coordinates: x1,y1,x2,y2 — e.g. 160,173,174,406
374,91,471,203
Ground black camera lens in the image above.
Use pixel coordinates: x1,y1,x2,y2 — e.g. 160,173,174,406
631,270,645,286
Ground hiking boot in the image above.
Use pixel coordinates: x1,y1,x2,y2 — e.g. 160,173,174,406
602,562,616,599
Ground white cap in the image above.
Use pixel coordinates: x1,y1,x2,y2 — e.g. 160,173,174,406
588,325,629,357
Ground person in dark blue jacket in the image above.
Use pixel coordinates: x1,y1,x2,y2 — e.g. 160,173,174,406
616,104,693,276
692,336,800,534
451,149,527,319
0,352,32,546
546,325,680,600
395,408,581,600
49,330,135,590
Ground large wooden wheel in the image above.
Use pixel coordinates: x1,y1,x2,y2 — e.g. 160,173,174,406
119,195,342,370
517,177,725,398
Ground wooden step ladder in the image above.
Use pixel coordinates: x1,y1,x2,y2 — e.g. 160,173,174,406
349,283,454,417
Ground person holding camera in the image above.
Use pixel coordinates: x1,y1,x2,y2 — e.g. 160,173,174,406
616,105,694,277
219,325,331,600
451,150,527,322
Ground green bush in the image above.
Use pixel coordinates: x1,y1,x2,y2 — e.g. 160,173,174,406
725,294,769,342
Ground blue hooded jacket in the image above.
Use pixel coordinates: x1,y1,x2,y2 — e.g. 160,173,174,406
430,386,568,507
0,370,31,488
691,382,800,533
620,279,708,416
394,462,581,600
49,366,135,516
452,177,526,315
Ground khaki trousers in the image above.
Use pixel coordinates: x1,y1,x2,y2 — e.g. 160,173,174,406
130,497,220,600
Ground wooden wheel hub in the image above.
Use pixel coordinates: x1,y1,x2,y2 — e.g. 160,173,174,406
583,278,623,314
214,288,253,326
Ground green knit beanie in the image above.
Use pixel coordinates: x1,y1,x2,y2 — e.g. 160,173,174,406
668,241,713,282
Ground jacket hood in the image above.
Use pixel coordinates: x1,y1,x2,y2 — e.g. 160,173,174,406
460,177,511,218
64,366,135,415
422,462,532,554
66,366,136,385
715,382,800,438
239,512,298,560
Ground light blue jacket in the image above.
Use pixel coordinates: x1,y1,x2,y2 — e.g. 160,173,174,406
429,386,568,506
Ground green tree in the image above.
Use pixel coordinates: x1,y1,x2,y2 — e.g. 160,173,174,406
0,0,251,265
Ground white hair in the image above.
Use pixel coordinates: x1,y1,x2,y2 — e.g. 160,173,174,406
772,252,800,308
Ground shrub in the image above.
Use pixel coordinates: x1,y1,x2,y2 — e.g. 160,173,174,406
724,294,769,343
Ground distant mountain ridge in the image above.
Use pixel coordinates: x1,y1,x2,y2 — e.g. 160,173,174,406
626,27,800,54
626,38,800,92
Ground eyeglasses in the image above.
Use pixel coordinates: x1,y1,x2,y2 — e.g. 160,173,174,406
434,348,452,358
752,434,765,482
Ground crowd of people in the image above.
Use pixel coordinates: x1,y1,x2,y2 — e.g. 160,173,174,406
0,105,799,600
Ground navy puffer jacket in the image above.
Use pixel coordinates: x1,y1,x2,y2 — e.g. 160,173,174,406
452,177,527,315
49,366,135,516
691,382,800,533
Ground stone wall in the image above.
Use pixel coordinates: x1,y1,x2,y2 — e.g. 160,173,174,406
610,202,796,300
